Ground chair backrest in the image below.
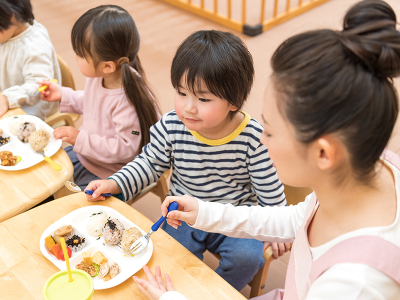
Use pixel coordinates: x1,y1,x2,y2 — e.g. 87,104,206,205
57,54,75,90
284,184,313,206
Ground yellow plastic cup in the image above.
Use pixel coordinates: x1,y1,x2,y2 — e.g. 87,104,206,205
43,269,94,300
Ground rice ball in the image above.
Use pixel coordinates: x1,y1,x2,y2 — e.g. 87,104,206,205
87,211,108,237
29,129,50,151
121,227,143,254
8,116,24,135
17,122,36,142
103,218,124,245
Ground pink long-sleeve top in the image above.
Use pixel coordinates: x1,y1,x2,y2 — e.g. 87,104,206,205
60,75,158,179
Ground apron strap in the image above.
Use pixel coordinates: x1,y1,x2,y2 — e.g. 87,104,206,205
382,149,400,170
310,236,400,286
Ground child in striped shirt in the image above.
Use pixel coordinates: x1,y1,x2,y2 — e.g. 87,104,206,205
86,30,286,291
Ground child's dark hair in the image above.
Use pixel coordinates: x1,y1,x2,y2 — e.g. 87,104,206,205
171,30,254,120
0,0,34,31
71,5,159,150
271,0,400,182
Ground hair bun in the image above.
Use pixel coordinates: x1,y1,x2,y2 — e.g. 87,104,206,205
340,0,400,78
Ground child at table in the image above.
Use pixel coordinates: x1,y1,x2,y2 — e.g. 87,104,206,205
136,0,400,299
0,0,61,120
39,5,160,190
86,30,287,291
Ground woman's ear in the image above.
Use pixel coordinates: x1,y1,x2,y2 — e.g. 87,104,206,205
102,61,117,74
313,135,344,171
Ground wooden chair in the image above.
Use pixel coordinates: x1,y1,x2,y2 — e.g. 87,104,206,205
213,185,313,297
45,54,80,128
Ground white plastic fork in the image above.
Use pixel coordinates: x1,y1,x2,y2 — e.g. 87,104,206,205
129,202,179,255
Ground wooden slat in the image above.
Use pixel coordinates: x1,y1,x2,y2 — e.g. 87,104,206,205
260,0,266,23
274,0,279,17
264,0,331,31
242,0,246,23
159,0,242,31
286,0,291,12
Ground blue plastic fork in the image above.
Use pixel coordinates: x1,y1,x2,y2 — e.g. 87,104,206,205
84,190,113,197
129,201,179,255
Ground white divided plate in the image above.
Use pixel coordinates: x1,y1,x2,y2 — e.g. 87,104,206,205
0,115,62,170
40,206,153,290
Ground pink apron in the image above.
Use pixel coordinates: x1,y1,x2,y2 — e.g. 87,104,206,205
254,149,400,300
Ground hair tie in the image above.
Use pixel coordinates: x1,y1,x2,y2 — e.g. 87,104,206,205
118,57,130,65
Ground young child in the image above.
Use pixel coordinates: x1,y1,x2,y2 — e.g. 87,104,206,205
0,0,61,120
134,0,400,299
86,30,286,291
40,5,160,190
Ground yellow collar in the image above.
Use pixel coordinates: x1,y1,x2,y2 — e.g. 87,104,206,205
189,111,251,146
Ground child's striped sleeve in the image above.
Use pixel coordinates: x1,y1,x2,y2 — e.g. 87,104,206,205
109,114,172,202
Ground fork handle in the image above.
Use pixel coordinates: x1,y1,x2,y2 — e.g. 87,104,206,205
44,156,62,171
151,201,179,232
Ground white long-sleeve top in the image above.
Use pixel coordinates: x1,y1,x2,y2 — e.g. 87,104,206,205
0,21,61,120
161,159,400,300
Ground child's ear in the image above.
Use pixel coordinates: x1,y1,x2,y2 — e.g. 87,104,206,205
313,135,344,171
229,105,239,112
102,61,117,74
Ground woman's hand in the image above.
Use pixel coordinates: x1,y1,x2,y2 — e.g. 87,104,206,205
85,179,121,201
161,195,199,228
39,81,62,102
53,126,79,144
133,266,175,300
263,242,291,259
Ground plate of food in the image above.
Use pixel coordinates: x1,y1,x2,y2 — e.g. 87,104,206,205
0,115,62,170
39,206,153,290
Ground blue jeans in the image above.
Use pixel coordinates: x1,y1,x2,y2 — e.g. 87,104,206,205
162,221,265,291
65,146,100,191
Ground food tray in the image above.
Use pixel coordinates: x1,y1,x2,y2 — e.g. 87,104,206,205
0,115,62,170
40,206,153,290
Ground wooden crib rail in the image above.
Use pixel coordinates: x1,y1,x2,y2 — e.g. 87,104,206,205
158,0,330,36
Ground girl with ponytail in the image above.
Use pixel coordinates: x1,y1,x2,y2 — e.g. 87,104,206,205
39,5,160,190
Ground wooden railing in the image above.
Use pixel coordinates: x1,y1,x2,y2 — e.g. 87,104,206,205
158,0,330,36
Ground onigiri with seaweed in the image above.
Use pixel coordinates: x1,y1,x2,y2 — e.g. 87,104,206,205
86,211,108,237
8,116,24,135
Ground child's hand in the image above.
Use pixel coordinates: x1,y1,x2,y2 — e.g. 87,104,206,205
53,126,79,144
263,242,291,259
0,95,9,117
161,195,199,228
85,179,121,201
39,81,62,102
133,266,175,300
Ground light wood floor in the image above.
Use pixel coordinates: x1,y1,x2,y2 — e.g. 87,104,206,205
31,0,400,297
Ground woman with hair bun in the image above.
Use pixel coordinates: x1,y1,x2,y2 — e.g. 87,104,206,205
135,1,400,299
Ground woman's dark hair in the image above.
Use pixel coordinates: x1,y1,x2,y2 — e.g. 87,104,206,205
0,0,34,31
171,30,254,120
71,5,159,150
271,0,400,182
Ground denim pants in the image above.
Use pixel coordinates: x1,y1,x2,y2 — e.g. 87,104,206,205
162,221,265,291
65,146,100,190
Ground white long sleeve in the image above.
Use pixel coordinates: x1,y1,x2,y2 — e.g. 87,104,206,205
192,195,311,243
0,21,61,120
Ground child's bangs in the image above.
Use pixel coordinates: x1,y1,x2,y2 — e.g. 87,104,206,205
71,20,93,60
171,49,227,100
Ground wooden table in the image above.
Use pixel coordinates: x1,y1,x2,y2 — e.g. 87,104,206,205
0,108,73,222
0,193,246,300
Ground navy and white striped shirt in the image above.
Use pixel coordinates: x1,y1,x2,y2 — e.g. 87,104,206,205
110,111,286,207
